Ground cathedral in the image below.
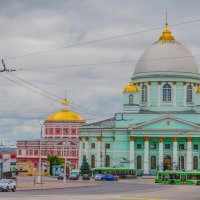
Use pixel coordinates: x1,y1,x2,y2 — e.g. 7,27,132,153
79,24,200,175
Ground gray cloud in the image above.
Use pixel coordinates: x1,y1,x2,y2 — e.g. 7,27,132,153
0,0,200,144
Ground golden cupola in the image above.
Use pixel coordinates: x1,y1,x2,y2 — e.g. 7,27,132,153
46,98,85,121
123,80,139,93
158,24,175,43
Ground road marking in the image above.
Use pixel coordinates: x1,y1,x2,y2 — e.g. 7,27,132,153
120,198,169,200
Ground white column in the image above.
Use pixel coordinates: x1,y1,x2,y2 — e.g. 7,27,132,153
173,137,178,170
130,136,135,168
158,82,161,106
85,137,89,160
147,83,151,107
144,137,149,174
186,137,192,171
194,85,196,106
184,84,186,106
97,136,101,167
78,137,82,169
159,137,163,170
173,82,176,106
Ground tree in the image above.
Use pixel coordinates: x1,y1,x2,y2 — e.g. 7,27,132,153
47,155,64,175
80,155,90,175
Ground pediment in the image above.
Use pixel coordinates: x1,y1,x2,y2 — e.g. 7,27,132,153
128,116,200,131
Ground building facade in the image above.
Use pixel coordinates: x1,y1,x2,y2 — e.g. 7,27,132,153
17,99,85,173
80,24,200,174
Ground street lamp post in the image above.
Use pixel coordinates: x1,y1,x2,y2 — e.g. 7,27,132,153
63,141,67,183
37,121,44,184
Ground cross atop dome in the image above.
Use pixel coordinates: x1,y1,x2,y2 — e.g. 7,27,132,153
61,98,69,105
157,12,175,43
61,89,70,105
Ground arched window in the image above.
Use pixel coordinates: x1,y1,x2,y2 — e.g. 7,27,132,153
179,156,184,170
193,156,198,170
151,156,156,169
91,155,95,168
163,84,171,102
141,85,147,103
105,155,110,167
186,85,193,103
129,95,134,105
137,155,142,169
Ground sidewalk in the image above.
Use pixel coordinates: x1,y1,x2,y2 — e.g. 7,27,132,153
16,176,98,191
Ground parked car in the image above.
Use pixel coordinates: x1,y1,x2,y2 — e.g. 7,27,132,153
94,174,102,181
82,174,90,180
101,174,118,181
69,174,79,180
113,175,120,179
57,174,69,180
0,179,16,192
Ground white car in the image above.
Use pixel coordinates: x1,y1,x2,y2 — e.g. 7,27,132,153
0,179,16,192
94,174,102,181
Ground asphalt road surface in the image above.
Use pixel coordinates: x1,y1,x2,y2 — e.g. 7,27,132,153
0,179,200,200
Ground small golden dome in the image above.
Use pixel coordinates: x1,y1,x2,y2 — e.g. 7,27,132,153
46,109,84,121
158,24,175,43
196,86,200,93
123,81,139,93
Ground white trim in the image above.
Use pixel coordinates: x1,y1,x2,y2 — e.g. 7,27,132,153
173,140,178,170
144,140,149,174
186,141,192,171
159,141,163,170
97,141,101,167
130,141,135,168
173,84,176,106
147,85,150,106
184,84,186,106
158,84,161,106
85,141,89,160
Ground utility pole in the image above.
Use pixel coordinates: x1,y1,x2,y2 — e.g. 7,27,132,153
37,121,43,184
63,140,67,183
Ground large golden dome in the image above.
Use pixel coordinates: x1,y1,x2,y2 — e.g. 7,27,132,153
46,109,84,121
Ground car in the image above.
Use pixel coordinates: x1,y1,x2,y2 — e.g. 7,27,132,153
101,174,118,181
82,174,90,180
57,174,69,180
0,179,16,192
94,174,102,181
69,174,79,180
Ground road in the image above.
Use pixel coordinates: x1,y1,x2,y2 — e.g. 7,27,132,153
0,178,200,200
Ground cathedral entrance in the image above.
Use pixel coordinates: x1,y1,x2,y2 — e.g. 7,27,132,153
164,156,172,170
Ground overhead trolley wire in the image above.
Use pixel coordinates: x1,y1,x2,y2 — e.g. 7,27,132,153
14,54,200,71
3,19,200,61
8,73,110,117
2,72,111,117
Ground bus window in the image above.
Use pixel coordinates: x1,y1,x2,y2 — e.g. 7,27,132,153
169,174,180,179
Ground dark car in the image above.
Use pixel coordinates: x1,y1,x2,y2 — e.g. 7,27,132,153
69,174,79,180
57,174,69,180
101,174,118,181
82,174,90,180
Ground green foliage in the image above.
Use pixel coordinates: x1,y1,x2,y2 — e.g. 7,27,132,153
47,155,64,166
80,155,90,175
47,155,64,175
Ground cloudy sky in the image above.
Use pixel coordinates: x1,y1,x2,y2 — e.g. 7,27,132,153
1,0,200,145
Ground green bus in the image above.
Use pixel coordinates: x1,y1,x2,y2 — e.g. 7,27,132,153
92,167,137,179
155,171,200,185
